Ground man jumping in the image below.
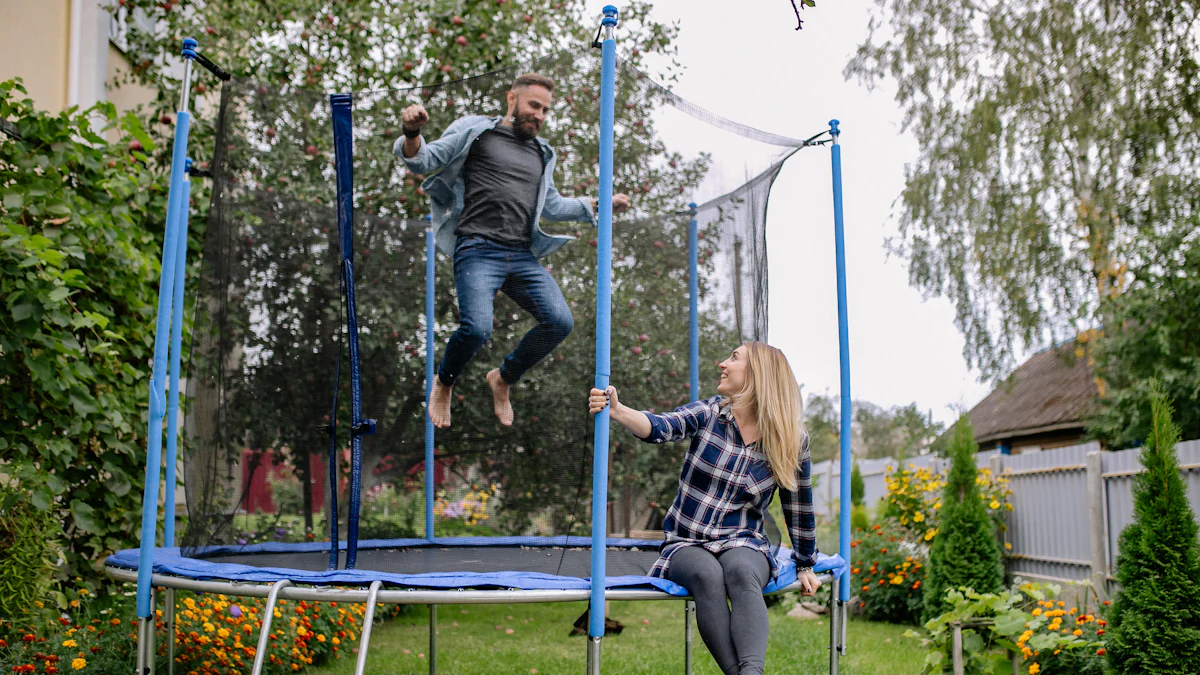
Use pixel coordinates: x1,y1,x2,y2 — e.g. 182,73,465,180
396,73,630,429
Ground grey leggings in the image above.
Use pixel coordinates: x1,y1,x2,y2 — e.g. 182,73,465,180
667,546,771,675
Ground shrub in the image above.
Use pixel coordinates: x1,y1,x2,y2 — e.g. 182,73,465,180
850,503,871,532
850,521,927,624
884,461,1011,545
850,462,865,506
0,487,62,630
908,581,1106,675
922,416,1004,622
1106,383,1200,673
1,78,167,582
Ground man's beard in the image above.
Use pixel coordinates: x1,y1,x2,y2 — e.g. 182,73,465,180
511,112,541,141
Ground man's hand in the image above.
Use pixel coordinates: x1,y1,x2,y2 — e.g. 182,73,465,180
402,104,429,133
592,193,632,215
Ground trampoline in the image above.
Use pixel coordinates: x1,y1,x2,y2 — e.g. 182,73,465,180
112,8,855,675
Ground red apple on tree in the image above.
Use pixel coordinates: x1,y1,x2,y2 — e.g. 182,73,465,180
456,35,468,46
305,145,319,156
452,15,464,25
631,346,643,355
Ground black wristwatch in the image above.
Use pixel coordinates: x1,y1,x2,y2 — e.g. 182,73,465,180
403,126,421,139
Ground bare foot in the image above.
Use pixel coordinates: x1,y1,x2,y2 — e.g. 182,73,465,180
429,376,452,428
486,368,514,426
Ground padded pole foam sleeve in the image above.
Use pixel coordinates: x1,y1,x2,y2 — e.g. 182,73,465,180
590,4,620,643
331,93,365,569
425,225,436,541
830,120,852,605
136,107,191,618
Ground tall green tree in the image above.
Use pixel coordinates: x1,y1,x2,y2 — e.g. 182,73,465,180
1106,383,1200,674
114,1,759,543
1086,225,1200,447
846,0,1200,380
922,414,1003,622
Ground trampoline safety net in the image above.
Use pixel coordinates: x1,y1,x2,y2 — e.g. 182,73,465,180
180,49,803,581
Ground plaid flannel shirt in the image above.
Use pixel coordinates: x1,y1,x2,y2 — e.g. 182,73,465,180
639,396,817,580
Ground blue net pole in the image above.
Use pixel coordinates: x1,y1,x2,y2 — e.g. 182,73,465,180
830,119,852,604
162,160,193,549
135,42,195,618
331,93,368,569
425,225,436,541
589,4,619,646
688,203,699,400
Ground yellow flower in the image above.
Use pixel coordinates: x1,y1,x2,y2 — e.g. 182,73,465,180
332,637,340,645
924,528,937,541
913,512,925,523
72,658,87,670
989,500,1001,509
62,639,78,648
1028,664,1040,674
1032,608,1042,617
78,589,89,596
1073,629,1083,636
317,634,326,642
70,599,81,608
218,628,230,639
1005,542,1013,551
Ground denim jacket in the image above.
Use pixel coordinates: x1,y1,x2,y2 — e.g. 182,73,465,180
394,115,596,258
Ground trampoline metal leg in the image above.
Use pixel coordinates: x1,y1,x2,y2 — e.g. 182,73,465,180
353,580,383,675
587,635,602,675
136,587,155,675
429,604,438,675
250,579,292,675
165,588,176,675
684,599,694,675
828,576,840,675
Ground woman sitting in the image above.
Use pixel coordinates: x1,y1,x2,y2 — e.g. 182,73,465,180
588,342,819,675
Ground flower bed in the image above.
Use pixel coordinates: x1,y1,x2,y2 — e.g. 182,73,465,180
1,582,407,674
850,522,927,624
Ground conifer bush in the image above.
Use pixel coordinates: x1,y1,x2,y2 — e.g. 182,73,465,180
921,415,1004,622
1106,383,1200,674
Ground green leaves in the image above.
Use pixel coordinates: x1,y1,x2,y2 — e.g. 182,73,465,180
70,500,103,534
847,0,1200,381
1,78,163,584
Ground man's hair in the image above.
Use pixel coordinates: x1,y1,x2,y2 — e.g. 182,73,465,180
512,73,555,93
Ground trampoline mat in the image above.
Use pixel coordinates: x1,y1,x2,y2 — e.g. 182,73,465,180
202,545,664,578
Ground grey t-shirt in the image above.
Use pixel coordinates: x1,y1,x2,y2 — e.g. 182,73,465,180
455,124,545,249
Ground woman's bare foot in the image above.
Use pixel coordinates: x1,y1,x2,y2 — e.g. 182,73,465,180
486,368,514,426
429,377,452,428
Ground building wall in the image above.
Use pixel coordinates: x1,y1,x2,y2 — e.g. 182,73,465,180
106,43,157,119
1,0,156,122
0,0,72,111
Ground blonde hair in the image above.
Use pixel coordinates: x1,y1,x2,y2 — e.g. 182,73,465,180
728,342,807,491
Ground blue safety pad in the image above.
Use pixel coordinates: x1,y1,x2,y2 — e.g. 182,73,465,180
106,538,846,596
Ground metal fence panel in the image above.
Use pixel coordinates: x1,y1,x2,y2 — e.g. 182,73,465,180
1000,442,1098,583
1101,440,1200,578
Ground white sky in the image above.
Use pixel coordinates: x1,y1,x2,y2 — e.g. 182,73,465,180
589,0,998,425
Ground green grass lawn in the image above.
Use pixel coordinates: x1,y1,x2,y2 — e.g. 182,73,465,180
308,599,924,674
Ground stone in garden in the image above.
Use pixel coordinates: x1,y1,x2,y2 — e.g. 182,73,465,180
786,605,822,621
799,602,827,615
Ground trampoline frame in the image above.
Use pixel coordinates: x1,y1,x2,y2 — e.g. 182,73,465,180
107,564,840,675
127,9,855,674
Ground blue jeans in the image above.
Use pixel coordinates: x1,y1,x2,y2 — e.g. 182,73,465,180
437,236,574,387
